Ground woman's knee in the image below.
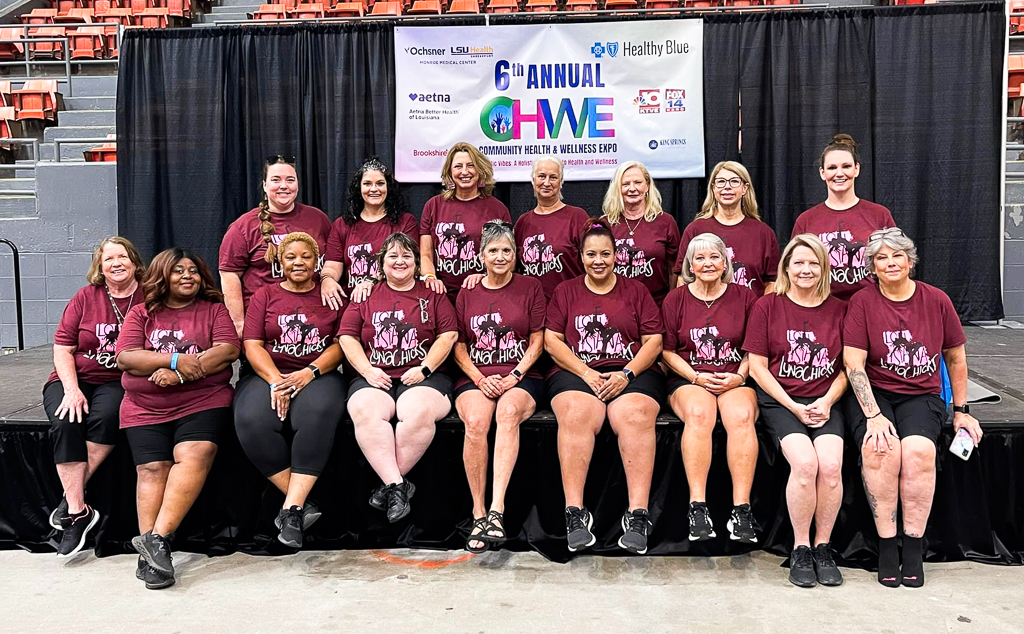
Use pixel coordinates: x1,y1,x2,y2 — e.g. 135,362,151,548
552,397,604,434
861,440,901,474
816,451,843,486
681,403,716,434
462,410,492,442
174,441,218,465
901,441,936,478
136,461,172,481
495,396,530,428
787,450,818,484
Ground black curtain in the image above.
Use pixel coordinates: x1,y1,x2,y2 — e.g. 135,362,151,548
117,3,1005,320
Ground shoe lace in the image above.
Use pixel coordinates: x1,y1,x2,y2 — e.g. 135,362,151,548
814,543,837,567
626,512,650,535
793,547,815,569
733,505,760,531
565,507,586,532
689,504,710,526
155,534,172,560
386,483,407,505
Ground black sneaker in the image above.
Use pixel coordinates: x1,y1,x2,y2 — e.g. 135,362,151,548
370,479,415,511
276,505,304,548
135,555,146,581
56,505,100,558
618,508,651,555
49,496,68,531
727,504,759,543
143,564,175,590
301,499,322,530
788,545,817,588
564,506,596,552
687,502,716,542
132,531,174,576
385,483,411,523
812,543,844,586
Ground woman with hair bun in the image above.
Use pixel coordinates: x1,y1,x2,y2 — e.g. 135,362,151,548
219,155,333,336
792,134,896,301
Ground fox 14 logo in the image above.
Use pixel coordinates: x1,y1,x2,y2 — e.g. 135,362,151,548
664,88,686,112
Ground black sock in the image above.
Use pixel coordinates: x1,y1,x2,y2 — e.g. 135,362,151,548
878,537,900,587
69,506,89,518
901,536,925,587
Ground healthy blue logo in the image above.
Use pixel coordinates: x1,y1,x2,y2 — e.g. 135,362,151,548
590,42,605,58
606,43,619,58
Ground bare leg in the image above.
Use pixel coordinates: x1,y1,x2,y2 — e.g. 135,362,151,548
55,463,88,514
284,473,318,509
551,391,605,508
348,389,401,485
135,461,172,534
779,434,818,548
394,386,450,474
152,441,218,537
268,469,290,495
455,390,497,519
84,441,114,481
812,434,844,545
491,388,535,514
606,393,658,511
718,387,759,506
669,385,718,503
860,438,902,538
899,437,936,538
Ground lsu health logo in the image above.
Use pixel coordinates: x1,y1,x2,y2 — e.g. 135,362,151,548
409,92,451,103
451,45,494,58
634,89,660,114
664,88,686,112
590,42,619,58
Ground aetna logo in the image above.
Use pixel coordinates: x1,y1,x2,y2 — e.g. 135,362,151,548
409,92,451,102
405,47,445,56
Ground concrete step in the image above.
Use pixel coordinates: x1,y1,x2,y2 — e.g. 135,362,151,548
202,11,252,21
42,125,115,143
63,96,116,111
218,0,265,6
0,194,36,218
0,177,35,192
210,3,263,11
13,159,35,178
1007,180,1024,205
57,110,116,127
39,141,108,161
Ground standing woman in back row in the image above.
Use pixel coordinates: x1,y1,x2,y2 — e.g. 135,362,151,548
792,134,896,301
675,161,779,296
220,155,334,337
419,142,511,304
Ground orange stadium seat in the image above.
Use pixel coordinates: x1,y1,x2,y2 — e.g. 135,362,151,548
446,0,479,12
764,0,799,4
646,0,679,8
84,134,117,162
1012,0,1024,34
27,27,66,60
0,106,21,139
1009,56,1024,99
0,28,25,62
524,0,555,11
98,8,137,26
326,2,364,16
55,0,81,14
68,25,107,59
21,9,58,25
165,0,190,18
88,0,121,14
138,7,170,27
12,80,60,121
290,2,326,17
604,0,638,9
252,3,288,18
485,0,516,13
407,0,441,13
370,1,402,14
0,81,11,107
683,0,714,7
54,8,96,23
564,0,597,11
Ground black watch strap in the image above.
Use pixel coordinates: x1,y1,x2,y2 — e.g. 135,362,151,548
953,404,970,414
420,365,432,378
623,368,636,383
306,364,321,379
511,369,523,380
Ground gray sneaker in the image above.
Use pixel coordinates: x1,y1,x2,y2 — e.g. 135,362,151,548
789,546,817,588
132,531,173,576
564,506,596,552
618,508,651,555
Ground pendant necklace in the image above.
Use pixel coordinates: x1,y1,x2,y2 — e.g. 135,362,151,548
624,215,643,236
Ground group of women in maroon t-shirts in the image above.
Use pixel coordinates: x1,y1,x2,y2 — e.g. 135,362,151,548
42,135,982,591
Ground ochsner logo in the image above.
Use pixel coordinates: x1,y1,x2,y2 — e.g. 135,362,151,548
405,47,446,56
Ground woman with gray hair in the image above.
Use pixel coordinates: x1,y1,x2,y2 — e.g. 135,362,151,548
744,234,848,588
843,227,981,588
453,220,546,552
661,232,760,545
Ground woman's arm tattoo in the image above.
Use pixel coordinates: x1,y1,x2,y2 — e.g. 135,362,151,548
847,368,879,417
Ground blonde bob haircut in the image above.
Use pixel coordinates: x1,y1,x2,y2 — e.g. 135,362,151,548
86,236,146,286
441,141,496,200
697,161,761,221
774,234,831,301
601,160,664,224
679,232,733,285
277,231,320,265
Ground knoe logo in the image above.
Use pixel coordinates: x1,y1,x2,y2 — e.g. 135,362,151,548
409,92,451,103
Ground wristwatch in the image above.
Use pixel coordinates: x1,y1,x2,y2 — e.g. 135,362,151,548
420,364,433,377
511,369,523,381
953,404,970,414
306,364,321,379
622,368,636,383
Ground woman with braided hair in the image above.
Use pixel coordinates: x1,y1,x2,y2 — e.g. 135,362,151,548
220,155,333,337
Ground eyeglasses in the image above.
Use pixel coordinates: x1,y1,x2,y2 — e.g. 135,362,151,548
483,220,513,230
712,178,745,189
265,154,296,165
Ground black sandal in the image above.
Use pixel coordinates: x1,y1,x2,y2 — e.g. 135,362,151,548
484,510,508,545
463,516,491,553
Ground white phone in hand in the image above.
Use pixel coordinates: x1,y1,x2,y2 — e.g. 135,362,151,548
949,428,975,461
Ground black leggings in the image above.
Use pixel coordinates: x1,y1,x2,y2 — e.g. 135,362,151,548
43,379,123,464
234,371,347,478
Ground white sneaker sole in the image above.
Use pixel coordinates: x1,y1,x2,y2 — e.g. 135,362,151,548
567,512,596,552
56,509,100,559
618,515,648,555
726,519,758,543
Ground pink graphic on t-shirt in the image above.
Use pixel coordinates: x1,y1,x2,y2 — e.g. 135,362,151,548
149,329,200,354
522,234,555,264
575,312,626,356
615,238,647,268
270,234,288,246
347,243,378,279
95,323,120,353
819,229,866,270
690,325,733,362
786,330,831,368
727,247,750,288
277,313,321,345
436,222,469,259
470,311,517,351
371,308,418,351
882,330,931,369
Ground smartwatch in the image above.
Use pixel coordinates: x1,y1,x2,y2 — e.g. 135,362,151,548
511,369,523,382
622,368,636,383
420,365,433,378
953,404,970,415
306,364,321,379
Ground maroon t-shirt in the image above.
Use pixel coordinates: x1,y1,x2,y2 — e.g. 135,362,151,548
47,284,145,385
843,282,966,395
662,284,757,375
675,216,781,296
325,212,420,290
116,300,240,428
242,282,344,373
337,281,458,379
219,202,333,308
607,212,680,305
514,205,591,300
455,274,546,388
742,293,847,398
792,200,896,301
546,275,663,371
420,194,511,301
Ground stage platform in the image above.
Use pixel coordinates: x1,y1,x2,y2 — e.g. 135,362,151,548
1,327,1022,565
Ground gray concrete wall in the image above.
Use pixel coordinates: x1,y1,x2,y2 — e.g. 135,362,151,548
0,162,117,350
1006,201,1024,320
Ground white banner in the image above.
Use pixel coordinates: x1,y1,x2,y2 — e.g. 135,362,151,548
394,21,704,182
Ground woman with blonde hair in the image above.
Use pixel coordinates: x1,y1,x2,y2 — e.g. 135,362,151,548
601,160,680,303
744,234,848,588
674,161,779,296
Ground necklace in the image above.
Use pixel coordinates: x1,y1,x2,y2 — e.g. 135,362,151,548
693,284,723,309
623,214,643,236
106,283,137,327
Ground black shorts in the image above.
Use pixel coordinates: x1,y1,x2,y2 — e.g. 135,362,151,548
848,387,946,448
453,375,547,410
124,408,229,466
348,371,453,406
755,386,845,442
43,379,123,463
547,367,666,405
667,373,754,396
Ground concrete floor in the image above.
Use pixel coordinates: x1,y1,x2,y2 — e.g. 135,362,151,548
1,549,1021,633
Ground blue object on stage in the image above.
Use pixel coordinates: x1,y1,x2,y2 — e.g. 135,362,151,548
939,357,952,408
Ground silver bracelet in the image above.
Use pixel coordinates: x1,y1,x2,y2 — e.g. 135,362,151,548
174,369,185,384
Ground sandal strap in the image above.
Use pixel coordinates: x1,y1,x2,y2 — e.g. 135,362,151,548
484,510,507,539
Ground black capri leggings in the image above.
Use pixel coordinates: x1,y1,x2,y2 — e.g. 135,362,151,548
234,370,347,478
43,379,123,464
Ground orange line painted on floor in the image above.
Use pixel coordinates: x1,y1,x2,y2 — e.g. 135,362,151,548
370,551,477,568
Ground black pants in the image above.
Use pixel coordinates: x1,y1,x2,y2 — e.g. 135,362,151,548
234,371,347,477
43,379,123,464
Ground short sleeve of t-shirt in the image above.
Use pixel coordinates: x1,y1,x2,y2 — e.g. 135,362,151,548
434,293,458,334
325,218,349,263
337,302,364,339
419,196,439,237
115,305,147,354
939,292,967,349
742,297,771,357
242,286,270,341
455,289,470,343
762,227,781,282
637,285,664,335
53,289,86,347
665,219,681,278
661,289,682,352
528,279,547,332
398,213,420,240
842,294,869,351
545,283,569,335
219,221,250,272
211,304,240,346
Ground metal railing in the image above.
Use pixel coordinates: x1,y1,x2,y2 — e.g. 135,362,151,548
52,136,111,162
0,238,24,350
0,137,41,176
0,22,122,97
0,34,73,96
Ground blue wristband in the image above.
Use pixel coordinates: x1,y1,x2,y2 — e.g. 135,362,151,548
170,352,179,370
